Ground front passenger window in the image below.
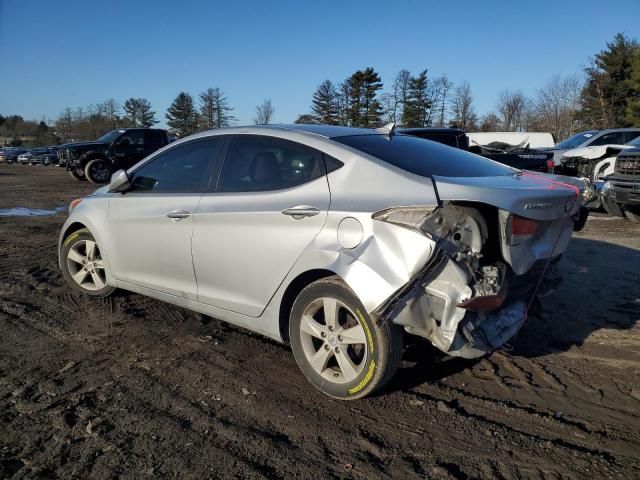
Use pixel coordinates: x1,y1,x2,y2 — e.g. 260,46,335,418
130,140,220,193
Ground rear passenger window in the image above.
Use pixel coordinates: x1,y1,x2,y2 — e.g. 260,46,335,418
217,136,324,192
590,132,626,146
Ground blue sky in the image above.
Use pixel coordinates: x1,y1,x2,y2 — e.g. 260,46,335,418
0,0,638,127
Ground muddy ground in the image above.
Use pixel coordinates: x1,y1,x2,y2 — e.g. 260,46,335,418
0,164,638,479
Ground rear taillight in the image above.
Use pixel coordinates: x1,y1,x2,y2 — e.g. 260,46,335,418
458,294,505,312
371,206,436,234
508,215,540,245
546,160,554,173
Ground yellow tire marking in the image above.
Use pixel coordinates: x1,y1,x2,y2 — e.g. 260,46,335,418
348,308,376,395
64,232,79,247
349,360,375,395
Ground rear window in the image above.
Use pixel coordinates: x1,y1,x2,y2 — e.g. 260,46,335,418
334,134,515,178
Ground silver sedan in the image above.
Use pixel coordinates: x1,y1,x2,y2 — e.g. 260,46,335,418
59,124,586,399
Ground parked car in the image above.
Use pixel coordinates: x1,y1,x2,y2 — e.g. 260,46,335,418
59,125,587,399
467,132,556,149
31,146,59,166
2,147,28,164
402,128,552,172
60,128,170,183
558,134,640,210
544,128,640,166
601,138,640,222
17,150,34,165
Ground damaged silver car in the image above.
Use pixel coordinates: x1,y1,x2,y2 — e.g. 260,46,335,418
58,124,586,399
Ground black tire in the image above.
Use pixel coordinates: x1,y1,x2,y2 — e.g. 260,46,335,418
289,276,403,400
84,158,111,184
60,228,115,298
68,168,86,180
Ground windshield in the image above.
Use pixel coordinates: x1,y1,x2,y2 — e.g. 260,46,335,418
555,131,598,149
96,129,125,143
334,134,516,178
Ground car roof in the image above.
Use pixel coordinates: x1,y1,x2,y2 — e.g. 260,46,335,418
598,128,640,133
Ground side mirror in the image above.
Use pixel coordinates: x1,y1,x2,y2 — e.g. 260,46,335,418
108,169,131,193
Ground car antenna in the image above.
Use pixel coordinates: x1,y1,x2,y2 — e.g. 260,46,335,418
376,122,396,140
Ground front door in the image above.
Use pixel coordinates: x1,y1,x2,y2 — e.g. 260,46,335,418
192,135,330,317
106,138,223,299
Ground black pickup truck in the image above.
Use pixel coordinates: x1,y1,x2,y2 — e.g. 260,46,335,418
60,128,170,184
400,128,553,172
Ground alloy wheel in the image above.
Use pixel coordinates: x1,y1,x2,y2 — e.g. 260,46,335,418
66,239,106,291
299,297,368,384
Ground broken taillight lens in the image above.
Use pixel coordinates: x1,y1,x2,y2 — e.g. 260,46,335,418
546,159,554,173
371,206,436,234
458,294,505,312
508,215,540,245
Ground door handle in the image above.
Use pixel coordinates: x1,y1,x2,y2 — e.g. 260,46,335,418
281,205,321,219
166,209,191,221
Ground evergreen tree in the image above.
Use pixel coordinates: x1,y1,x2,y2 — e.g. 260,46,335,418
625,48,640,126
124,98,157,128
580,33,639,128
311,80,338,124
402,70,431,127
347,67,383,127
199,88,235,129
166,92,198,137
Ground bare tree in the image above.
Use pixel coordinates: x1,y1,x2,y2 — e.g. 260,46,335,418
529,74,582,139
254,99,275,125
433,75,453,127
450,81,476,130
496,89,527,131
391,69,411,125
478,112,501,132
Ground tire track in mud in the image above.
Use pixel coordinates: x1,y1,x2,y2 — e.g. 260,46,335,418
1,165,640,479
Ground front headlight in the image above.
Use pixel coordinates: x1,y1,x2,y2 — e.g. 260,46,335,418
602,181,611,195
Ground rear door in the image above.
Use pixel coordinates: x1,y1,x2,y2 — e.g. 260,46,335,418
106,138,224,299
192,135,330,317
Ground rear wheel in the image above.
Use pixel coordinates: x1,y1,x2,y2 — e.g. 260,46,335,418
60,228,115,297
289,277,403,399
85,158,111,184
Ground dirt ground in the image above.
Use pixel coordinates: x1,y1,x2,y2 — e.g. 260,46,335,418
0,164,639,479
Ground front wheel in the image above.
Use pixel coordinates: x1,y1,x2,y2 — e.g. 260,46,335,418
84,159,111,184
60,228,115,297
68,168,86,180
289,277,403,399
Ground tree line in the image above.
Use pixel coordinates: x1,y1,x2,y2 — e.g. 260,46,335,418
1,32,638,147
295,33,640,141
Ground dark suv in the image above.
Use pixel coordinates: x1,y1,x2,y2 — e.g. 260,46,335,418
61,128,170,183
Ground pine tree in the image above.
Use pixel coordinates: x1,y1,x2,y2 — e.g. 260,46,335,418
137,99,158,127
311,80,338,124
346,68,383,127
580,33,639,128
124,98,157,128
166,92,198,137
402,70,431,127
199,88,235,129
